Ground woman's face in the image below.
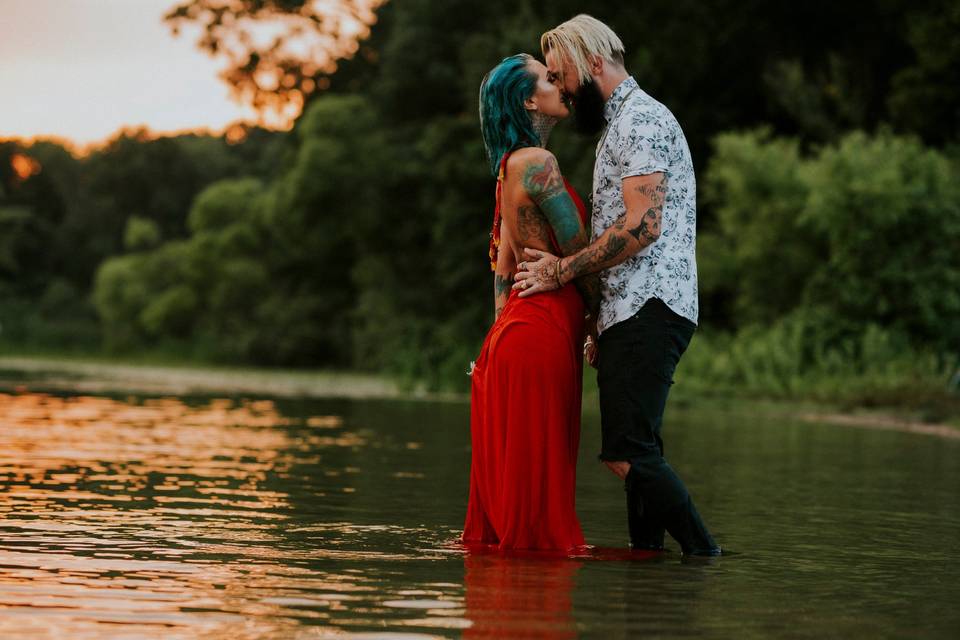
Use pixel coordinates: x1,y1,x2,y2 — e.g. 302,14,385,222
525,59,570,119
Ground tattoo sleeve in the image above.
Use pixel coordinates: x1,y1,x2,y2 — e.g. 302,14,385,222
559,172,667,286
522,154,583,249
493,273,511,319
492,221,516,320
522,153,602,314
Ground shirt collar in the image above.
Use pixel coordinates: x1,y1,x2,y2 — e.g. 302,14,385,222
603,76,639,122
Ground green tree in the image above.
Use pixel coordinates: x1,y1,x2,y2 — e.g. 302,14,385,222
888,0,960,144
92,95,379,366
0,142,67,293
700,128,960,351
801,131,960,350
699,129,819,326
252,94,378,365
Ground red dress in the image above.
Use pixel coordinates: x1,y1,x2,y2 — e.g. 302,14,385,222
462,153,588,552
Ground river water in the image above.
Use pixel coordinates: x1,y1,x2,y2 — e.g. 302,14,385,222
0,389,958,638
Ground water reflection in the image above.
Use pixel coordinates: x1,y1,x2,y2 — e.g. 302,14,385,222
463,553,580,638
0,391,375,638
1,389,959,638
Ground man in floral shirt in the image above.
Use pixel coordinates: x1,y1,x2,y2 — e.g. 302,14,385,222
515,14,720,556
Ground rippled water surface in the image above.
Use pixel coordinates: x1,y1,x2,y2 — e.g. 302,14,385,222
1,388,959,638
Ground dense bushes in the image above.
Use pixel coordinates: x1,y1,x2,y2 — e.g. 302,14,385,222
93,96,377,366
693,129,960,402
86,117,960,399
679,313,955,405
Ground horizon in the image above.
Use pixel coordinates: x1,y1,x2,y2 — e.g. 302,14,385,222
0,0,272,148
1,121,261,158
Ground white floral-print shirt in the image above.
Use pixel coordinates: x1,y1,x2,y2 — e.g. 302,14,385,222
592,76,699,333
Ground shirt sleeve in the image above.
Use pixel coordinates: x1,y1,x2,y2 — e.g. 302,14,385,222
613,107,670,178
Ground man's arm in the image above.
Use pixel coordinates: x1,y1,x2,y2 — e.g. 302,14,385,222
514,171,666,297
563,171,665,282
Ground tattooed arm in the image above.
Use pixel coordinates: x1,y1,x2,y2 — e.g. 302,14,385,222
560,172,665,284
515,172,666,296
493,222,516,320
519,151,602,314
493,270,512,319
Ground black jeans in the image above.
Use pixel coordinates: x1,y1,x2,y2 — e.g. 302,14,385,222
597,298,719,555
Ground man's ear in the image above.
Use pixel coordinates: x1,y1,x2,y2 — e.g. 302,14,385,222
589,54,604,76
524,97,538,111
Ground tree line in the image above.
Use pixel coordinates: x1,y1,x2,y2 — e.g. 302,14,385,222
2,0,958,395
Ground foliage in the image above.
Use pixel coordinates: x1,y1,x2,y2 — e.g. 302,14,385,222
678,315,959,420
92,95,379,365
802,131,960,350
888,0,960,144
124,217,162,251
164,0,385,124
699,129,815,325
0,142,68,292
7,0,960,404
0,129,283,354
700,129,960,352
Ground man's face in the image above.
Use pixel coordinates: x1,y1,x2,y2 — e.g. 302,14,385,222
545,48,607,135
545,49,580,102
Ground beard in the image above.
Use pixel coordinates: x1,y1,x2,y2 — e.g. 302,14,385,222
570,78,607,135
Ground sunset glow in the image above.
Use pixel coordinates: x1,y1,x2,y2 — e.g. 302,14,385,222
0,0,264,148
9,152,41,181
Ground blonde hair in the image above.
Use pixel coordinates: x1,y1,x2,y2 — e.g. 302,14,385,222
541,14,625,84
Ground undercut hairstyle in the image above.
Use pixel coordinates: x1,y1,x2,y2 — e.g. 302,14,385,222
541,14,625,84
478,53,540,177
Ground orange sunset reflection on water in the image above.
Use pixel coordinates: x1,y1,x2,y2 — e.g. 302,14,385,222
0,391,375,638
0,390,591,638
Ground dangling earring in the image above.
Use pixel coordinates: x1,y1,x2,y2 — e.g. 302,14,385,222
530,109,559,148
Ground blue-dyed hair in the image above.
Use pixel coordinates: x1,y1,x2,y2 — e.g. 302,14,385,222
479,54,540,176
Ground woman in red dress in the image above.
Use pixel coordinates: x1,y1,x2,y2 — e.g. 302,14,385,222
462,54,600,552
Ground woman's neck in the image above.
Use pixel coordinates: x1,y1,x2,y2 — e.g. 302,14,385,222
530,110,559,148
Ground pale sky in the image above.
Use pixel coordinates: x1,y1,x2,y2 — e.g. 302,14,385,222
0,0,260,148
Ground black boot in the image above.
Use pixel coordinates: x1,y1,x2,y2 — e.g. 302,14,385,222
663,495,721,556
625,468,666,550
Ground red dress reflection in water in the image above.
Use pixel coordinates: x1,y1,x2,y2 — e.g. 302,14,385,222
463,552,581,638
462,153,587,552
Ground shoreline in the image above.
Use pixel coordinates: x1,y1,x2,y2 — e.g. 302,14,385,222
796,410,960,440
0,355,466,402
1,355,957,439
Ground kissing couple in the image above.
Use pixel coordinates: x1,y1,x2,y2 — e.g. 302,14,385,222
462,14,721,557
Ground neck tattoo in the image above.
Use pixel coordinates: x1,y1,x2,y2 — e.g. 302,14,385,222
530,110,559,148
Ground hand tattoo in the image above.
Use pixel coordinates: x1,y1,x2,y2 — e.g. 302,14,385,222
533,260,555,286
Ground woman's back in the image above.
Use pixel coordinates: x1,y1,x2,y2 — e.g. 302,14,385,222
499,147,562,265
498,148,590,277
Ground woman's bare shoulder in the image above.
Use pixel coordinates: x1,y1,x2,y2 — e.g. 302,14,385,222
507,148,563,195
508,146,558,171
507,148,563,199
